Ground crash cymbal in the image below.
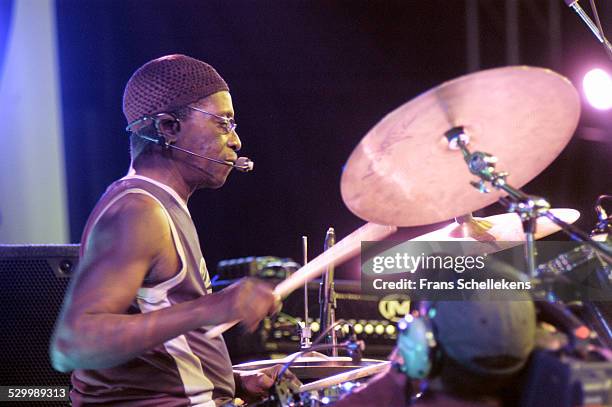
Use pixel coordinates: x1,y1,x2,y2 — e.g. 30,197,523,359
411,208,580,244
341,66,580,226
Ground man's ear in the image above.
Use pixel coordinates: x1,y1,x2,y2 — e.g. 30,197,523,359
153,113,181,144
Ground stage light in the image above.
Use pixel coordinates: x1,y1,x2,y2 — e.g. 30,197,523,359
583,68,612,110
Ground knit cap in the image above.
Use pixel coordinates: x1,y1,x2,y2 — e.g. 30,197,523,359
123,54,229,125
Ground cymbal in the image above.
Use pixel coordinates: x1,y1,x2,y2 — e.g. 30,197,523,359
233,354,385,381
411,208,580,244
341,66,581,226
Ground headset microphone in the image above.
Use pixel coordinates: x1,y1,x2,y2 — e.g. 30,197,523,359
233,156,254,172
165,141,254,172
133,128,254,173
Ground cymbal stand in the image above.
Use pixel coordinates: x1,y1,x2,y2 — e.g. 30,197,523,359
445,126,612,278
565,0,612,60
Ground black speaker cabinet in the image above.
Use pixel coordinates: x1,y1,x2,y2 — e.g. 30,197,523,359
0,244,79,401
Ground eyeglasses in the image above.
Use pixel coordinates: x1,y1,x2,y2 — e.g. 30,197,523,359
188,106,237,134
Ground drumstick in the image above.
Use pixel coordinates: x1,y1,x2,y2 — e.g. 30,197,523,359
205,222,397,339
299,361,391,392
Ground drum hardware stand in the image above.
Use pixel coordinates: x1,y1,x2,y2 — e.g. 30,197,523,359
277,318,359,381
583,301,612,349
445,126,612,278
592,195,612,242
299,236,312,350
270,337,367,407
565,0,612,60
582,195,612,348
455,213,496,238
319,227,338,356
345,325,363,364
269,375,301,407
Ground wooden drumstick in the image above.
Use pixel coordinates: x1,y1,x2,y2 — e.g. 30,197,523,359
299,361,391,392
205,222,397,339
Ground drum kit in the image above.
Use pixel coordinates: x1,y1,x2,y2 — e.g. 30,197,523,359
226,66,612,406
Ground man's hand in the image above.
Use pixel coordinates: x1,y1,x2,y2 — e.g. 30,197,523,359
234,364,300,403
220,278,282,332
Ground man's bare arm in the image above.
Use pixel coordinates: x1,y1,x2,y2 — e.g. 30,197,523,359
50,194,275,372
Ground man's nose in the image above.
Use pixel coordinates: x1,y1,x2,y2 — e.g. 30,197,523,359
228,130,241,151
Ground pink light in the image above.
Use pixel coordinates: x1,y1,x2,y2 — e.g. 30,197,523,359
583,68,612,110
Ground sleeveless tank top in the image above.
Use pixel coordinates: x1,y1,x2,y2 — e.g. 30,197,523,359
71,174,235,406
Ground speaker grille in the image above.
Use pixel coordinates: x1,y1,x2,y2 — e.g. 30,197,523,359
0,245,79,406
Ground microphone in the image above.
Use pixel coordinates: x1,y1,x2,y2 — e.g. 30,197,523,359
139,134,254,173
234,156,254,172
164,143,254,172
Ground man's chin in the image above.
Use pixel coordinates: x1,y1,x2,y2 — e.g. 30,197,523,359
198,173,230,190
207,181,226,190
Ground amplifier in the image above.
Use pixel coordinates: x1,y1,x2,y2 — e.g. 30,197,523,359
216,256,299,280
0,244,79,407
212,279,411,363
521,350,612,407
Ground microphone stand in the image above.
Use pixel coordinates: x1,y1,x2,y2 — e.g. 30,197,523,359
299,236,312,350
319,227,338,356
445,126,612,279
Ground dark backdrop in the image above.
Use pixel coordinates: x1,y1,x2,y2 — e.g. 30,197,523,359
56,0,612,279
